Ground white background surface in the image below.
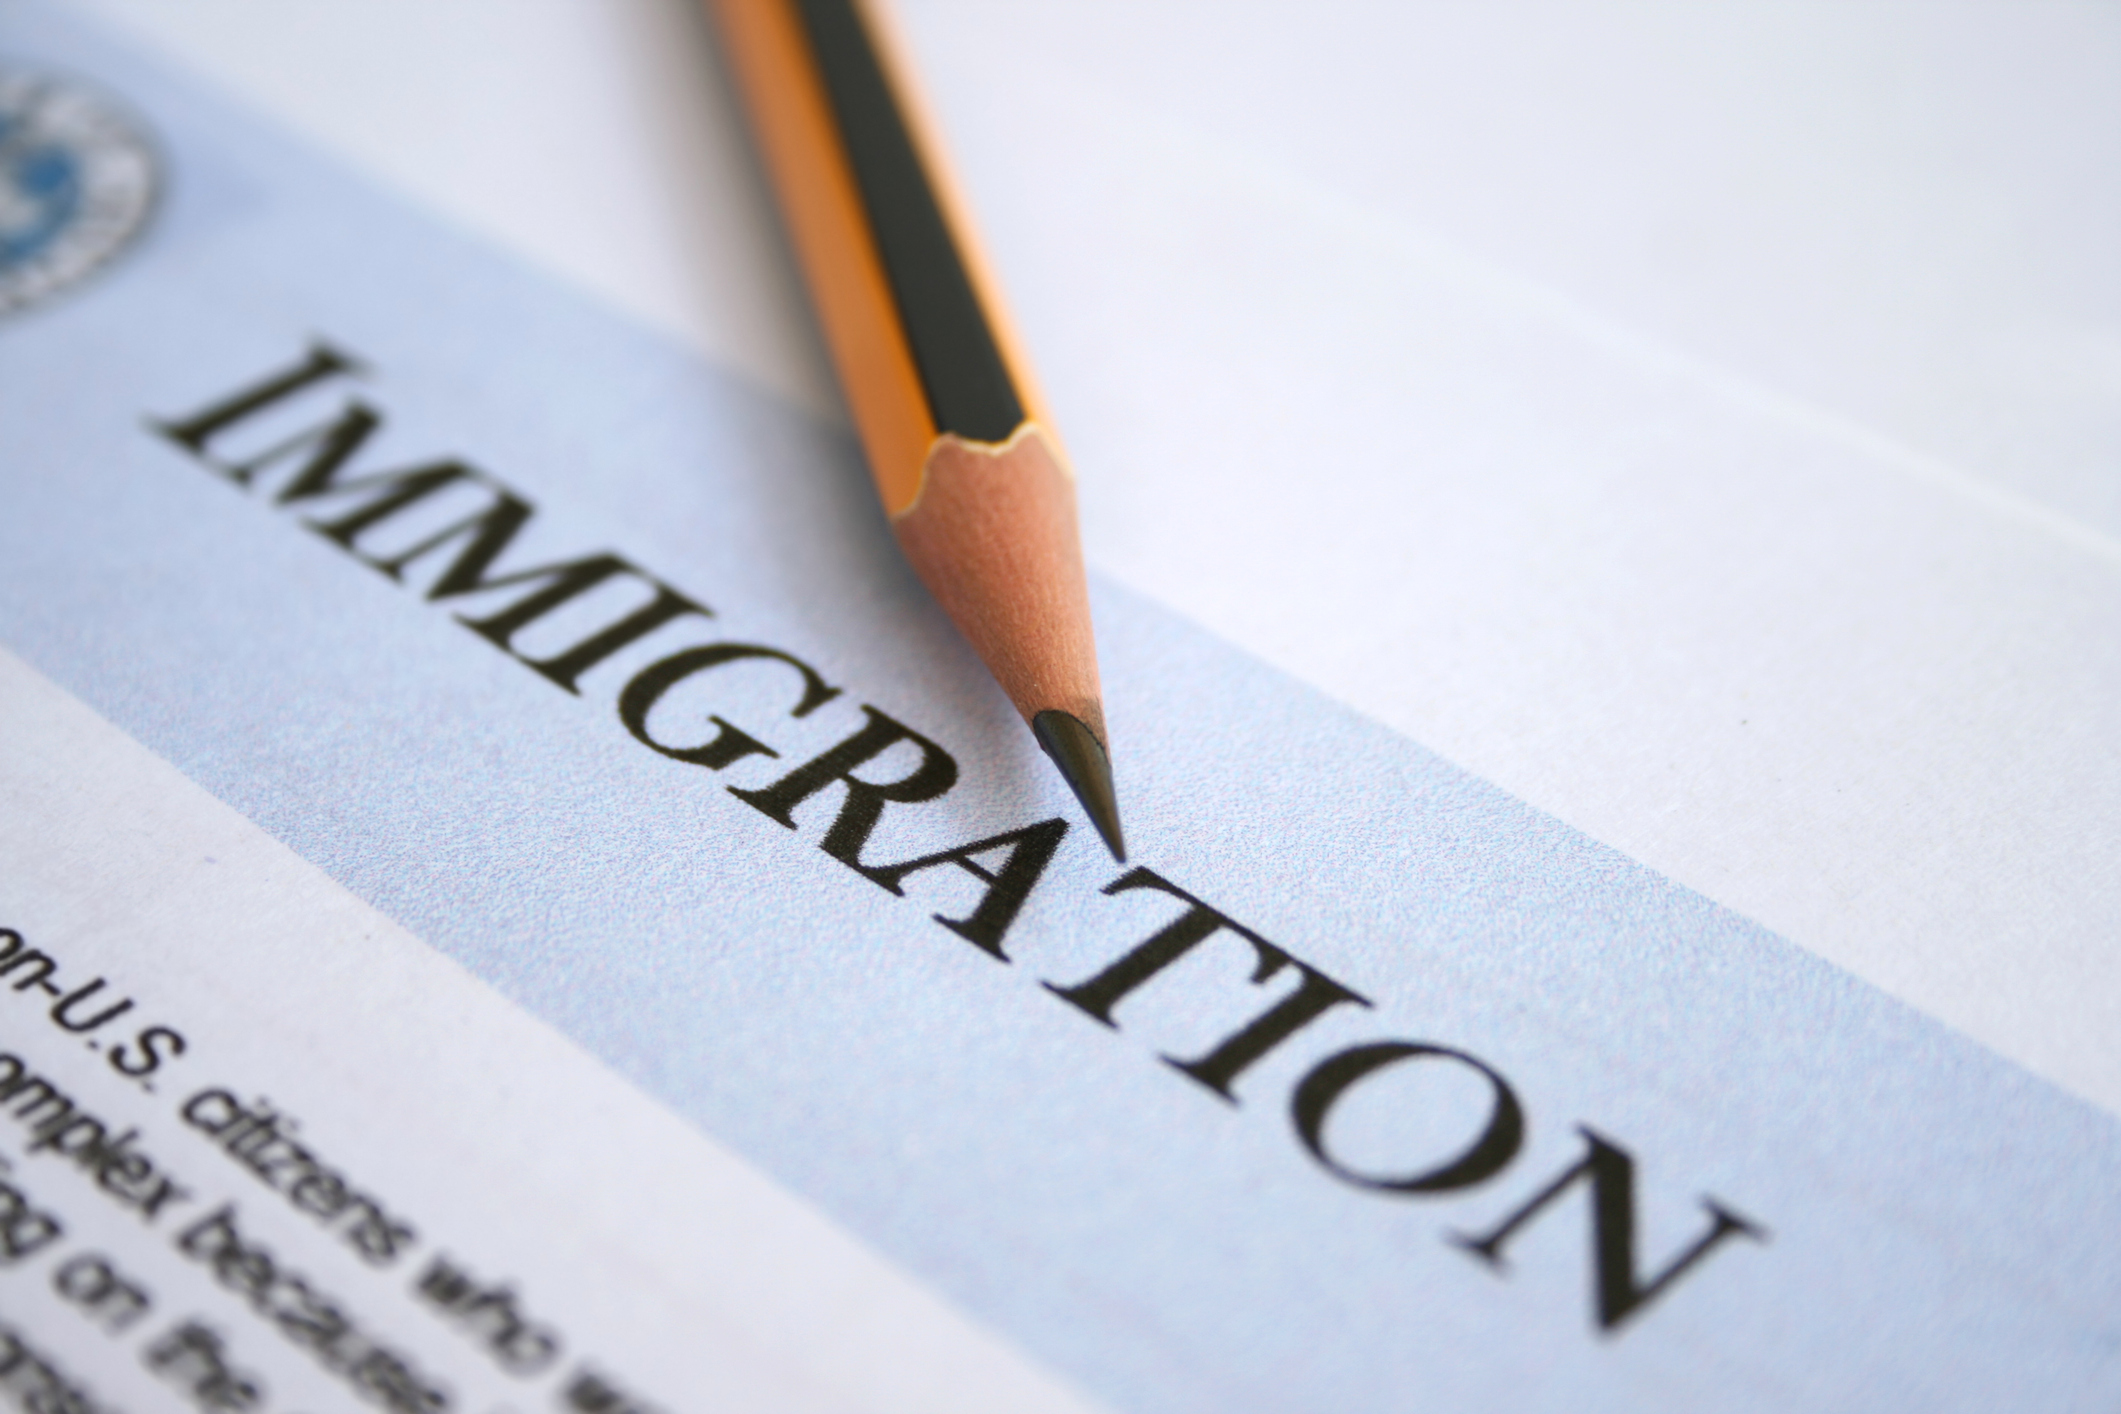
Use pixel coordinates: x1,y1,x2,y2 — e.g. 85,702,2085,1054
64,1,2121,1112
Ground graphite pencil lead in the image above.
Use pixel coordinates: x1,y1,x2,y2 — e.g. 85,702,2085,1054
1032,710,1125,862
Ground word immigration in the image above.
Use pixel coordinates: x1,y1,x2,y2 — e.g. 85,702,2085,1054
146,342,1767,1336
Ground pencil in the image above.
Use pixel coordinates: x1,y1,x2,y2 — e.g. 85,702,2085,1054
708,0,1125,860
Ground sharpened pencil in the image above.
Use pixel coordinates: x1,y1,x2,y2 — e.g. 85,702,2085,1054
708,0,1125,860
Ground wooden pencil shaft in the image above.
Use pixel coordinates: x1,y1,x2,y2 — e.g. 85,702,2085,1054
713,0,1049,504
792,0,1025,443
711,0,934,512
709,0,1125,856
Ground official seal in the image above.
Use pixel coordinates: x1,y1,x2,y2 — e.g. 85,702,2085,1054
0,64,157,316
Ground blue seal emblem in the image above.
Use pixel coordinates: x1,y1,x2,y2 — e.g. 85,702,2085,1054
0,65,157,315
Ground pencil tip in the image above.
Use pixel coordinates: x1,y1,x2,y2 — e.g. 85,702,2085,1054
1032,710,1125,861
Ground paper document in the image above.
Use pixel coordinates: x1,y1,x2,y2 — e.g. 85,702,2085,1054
1,6,2115,1411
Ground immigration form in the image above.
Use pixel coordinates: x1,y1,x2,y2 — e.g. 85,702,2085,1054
1,4,2117,1411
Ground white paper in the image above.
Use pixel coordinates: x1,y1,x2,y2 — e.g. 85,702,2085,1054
70,0,2121,1115
0,649,1106,1412
3,6,2117,1410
